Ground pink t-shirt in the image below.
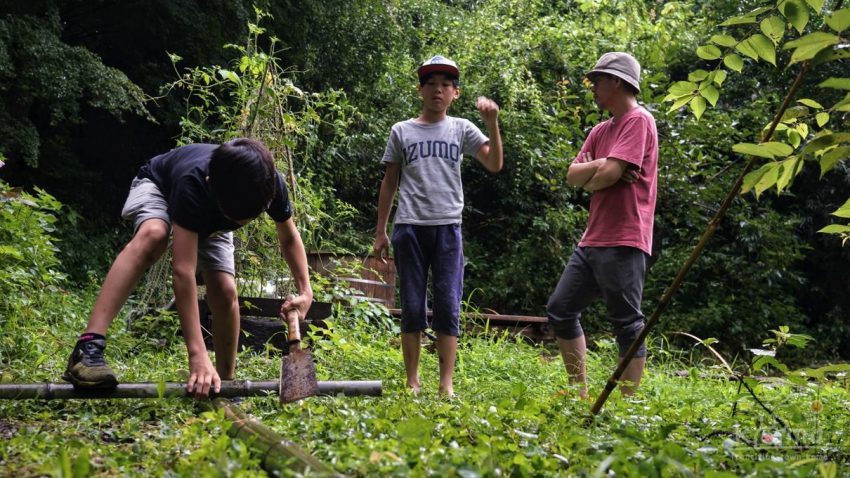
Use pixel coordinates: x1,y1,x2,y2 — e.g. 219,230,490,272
576,107,658,255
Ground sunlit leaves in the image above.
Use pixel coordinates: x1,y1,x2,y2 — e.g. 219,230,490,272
783,32,840,64
218,69,241,85
696,45,722,60
819,146,850,177
817,77,850,90
780,0,810,34
733,142,793,159
742,155,803,198
797,98,823,109
825,8,850,33
736,37,760,60
690,95,707,120
701,83,720,106
816,112,830,127
724,53,744,72
710,34,738,47
832,198,850,218
804,0,825,12
719,6,772,26
749,33,776,65
760,16,786,44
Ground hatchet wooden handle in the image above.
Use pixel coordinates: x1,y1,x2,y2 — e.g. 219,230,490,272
286,309,301,345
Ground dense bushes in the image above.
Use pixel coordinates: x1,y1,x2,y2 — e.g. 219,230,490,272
1,0,848,358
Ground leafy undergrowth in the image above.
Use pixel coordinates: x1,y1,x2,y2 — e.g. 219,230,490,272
1,297,848,477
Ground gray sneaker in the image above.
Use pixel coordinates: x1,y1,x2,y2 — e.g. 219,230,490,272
62,337,118,389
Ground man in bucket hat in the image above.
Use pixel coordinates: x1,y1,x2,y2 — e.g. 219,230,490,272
373,55,503,397
546,52,658,398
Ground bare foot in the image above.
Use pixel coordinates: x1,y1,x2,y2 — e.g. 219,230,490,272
438,386,454,399
407,380,421,396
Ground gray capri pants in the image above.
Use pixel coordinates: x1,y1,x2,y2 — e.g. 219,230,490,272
120,177,235,275
547,246,648,357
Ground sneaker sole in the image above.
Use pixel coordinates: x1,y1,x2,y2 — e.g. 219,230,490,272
61,372,118,390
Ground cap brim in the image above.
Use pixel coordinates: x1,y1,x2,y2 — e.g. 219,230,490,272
418,64,460,79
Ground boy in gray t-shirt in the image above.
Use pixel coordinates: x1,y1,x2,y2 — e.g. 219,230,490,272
373,55,503,397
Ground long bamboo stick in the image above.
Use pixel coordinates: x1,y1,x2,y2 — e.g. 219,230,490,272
0,380,382,400
208,398,345,477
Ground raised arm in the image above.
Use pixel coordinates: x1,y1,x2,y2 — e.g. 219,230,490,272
475,96,503,173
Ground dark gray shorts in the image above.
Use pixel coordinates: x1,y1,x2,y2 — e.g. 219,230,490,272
546,246,648,357
120,177,235,275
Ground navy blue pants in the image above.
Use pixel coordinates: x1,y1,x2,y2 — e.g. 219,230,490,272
547,246,648,357
392,224,463,336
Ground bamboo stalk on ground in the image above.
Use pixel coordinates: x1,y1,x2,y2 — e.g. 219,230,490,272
208,398,345,477
0,380,382,400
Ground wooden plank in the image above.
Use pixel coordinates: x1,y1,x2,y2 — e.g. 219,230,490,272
387,308,548,324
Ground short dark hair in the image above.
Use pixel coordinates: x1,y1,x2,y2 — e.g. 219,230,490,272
418,72,459,87
208,138,277,221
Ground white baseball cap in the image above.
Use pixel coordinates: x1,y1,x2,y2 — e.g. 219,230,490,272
417,55,460,80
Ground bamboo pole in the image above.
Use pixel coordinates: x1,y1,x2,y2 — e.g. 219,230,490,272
208,398,345,477
0,380,382,400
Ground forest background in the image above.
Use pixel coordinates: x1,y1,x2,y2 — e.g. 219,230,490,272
2,0,849,362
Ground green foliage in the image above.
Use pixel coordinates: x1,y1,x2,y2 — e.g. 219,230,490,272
0,11,150,169
665,0,850,242
0,180,66,318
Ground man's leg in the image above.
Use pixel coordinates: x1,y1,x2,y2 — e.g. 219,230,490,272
203,270,240,379
547,248,597,398
391,224,429,393
592,246,648,396
556,335,588,399
619,355,645,396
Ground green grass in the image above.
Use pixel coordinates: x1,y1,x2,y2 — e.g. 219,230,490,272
1,293,848,477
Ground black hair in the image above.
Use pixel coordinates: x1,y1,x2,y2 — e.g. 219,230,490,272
418,72,460,87
208,138,277,221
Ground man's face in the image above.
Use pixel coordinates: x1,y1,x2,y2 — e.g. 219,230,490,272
418,73,459,112
589,73,618,110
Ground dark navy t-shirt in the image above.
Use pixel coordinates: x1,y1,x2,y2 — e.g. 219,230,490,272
136,144,292,238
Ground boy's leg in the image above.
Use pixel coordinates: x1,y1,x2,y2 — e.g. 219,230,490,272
547,248,598,398
86,219,170,334
65,177,171,388
203,270,239,379
431,225,463,397
199,232,239,380
590,246,648,396
401,332,422,393
391,224,430,393
435,334,457,397
64,218,169,388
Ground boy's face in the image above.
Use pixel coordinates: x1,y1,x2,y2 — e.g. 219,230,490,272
418,73,460,113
